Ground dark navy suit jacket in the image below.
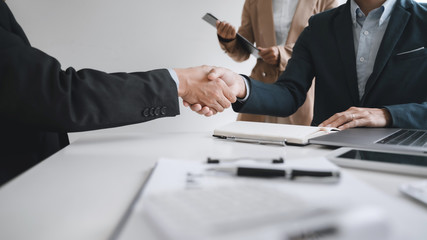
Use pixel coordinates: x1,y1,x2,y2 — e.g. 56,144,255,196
233,0,427,129
0,2,179,185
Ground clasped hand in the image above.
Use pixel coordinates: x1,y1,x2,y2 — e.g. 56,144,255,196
175,66,245,116
177,66,392,130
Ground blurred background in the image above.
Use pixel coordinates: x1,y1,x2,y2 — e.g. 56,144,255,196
11,0,427,141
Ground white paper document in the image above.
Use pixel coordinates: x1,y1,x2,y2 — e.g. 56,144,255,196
114,158,427,240
137,158,389,240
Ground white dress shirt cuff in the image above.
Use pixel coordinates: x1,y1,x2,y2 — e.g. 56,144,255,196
167,68,179,89
237,75,250,102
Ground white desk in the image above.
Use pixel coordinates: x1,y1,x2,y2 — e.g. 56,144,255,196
0,132,426,240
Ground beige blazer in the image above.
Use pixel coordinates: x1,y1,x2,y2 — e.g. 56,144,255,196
219,0,339,125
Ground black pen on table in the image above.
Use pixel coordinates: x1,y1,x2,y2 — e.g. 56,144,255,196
208,165,340,182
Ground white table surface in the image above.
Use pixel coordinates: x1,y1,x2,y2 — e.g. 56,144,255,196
0,132,426,240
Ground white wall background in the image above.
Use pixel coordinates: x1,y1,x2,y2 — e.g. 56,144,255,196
7,0,256,141
6,0,364,142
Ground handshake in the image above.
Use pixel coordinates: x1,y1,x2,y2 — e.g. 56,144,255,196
175,65,247,116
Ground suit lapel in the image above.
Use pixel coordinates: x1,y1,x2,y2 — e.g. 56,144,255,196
257,0,276,47
285,0,304,45
333,2,360,105
286,0,320,45
362,1,411,103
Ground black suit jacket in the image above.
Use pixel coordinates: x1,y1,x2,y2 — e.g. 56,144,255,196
0,2,179,185
234,0,427,129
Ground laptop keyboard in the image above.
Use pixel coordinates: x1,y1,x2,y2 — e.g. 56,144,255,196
376,129,427,147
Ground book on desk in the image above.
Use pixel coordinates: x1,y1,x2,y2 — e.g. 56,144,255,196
213,121,339,146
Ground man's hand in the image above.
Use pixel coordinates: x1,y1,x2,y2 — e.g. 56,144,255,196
258,47,280,65
175,66,236,114
183,100,217,117
319,107,392,130
209,67,246,98
216,21,237,41
183,67,246,117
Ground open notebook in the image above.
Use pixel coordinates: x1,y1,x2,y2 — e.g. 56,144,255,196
213,121,339,145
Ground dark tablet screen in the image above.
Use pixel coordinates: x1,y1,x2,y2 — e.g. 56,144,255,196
338,150,427,167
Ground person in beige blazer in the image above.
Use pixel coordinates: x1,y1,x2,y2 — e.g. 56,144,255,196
217,0,339,125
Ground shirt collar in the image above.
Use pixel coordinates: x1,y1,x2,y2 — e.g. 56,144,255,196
350,0,397,26
380,0,396,25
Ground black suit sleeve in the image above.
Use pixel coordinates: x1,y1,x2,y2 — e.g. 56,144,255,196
0,25,179,132
232,23,315,117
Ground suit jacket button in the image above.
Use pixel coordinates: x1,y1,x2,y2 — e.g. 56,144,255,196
150,107,155,116
161,106,167,115
142,108,150,117
154,107,161,116
262,72,266,77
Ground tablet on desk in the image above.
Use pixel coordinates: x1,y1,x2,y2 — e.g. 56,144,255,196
327,147,427,177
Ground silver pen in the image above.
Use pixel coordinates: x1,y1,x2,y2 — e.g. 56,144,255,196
213,135,286,146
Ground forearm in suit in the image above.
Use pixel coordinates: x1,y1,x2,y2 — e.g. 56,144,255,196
219,38,251,63
385,102,427,129
0,28,179,132
232,25,315,117
277,45,292,72
218,0,253,62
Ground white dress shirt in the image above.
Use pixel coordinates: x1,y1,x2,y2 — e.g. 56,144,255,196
351,0,396,99
272,0,299,46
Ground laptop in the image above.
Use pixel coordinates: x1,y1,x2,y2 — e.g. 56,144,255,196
309,128,427,154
